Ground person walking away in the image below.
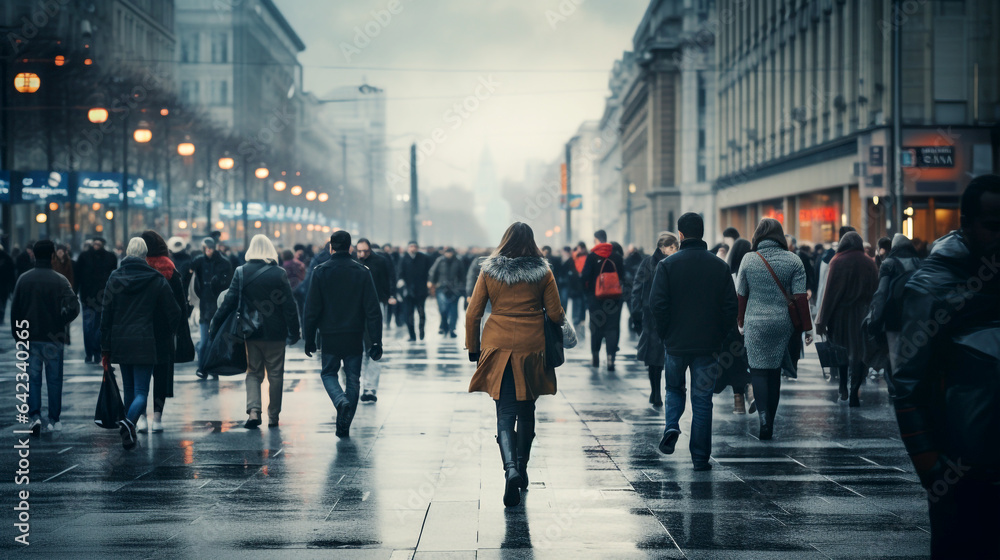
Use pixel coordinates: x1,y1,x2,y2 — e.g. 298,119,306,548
212,235,300,429
281,249,306,327
557,246,586,331
630,232,678,406
0,243,16,325
866,234,922,383
726,238,754,414
101,238,181,450
10,240,80,435
736,219,813,439
816,232,877,406
382,243,404,328
167,237,193,290
428,247,465,338
137,231,191,433
782,235,815,378
52,244,74,291
466,222,566,507
15,242,34,279
580,230,624,370
397,241,430,341
649,213,736,470
889,174,1000,558
191,237,233,377
356,238,394,402
75,237,117,364
304,231,382,438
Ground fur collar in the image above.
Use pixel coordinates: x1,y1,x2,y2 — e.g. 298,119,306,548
480,255,549,285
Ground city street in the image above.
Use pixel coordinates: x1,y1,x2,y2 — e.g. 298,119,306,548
0,310,930,558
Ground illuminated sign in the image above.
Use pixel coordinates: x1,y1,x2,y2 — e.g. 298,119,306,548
16,171,70,202
902,146,955,168
0,171,9,203
76,172,124,203
798,207,839,223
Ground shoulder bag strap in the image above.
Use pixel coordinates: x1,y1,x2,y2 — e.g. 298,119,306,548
757,252,793,305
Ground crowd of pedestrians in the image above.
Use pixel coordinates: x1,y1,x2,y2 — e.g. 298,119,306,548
3,173,997,557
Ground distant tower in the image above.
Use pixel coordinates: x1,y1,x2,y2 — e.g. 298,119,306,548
474,145,510,243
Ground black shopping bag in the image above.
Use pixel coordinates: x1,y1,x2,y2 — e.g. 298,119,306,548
94,365,126,429
714,330,750,394
815,341,849,369
202,312,248,376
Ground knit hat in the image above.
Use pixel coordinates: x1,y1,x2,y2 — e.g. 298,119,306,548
202,237,217,250
141,230,169,258
167,236,186,254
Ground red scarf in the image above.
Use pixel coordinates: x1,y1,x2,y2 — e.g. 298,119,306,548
147,256,175,280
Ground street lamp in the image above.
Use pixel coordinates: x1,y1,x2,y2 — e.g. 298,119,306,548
218,157,234,170
177,142,195,156
305,190,317,201
255,167,269,179
35,213,47,223
318,193,329,202
291,185,302,196
87,107,108,123
133,126,152,144
14,73,40,93
273,180,286,191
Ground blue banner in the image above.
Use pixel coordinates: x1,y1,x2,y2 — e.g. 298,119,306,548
75,172,124,204
0,171,9,203
15,171,71,202
127,177,159,209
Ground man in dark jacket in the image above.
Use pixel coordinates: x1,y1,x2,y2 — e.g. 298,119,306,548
167,236,193,291
190,237,233,377
648,213,737,471
428,247,465,338
397,241,430,341
0,243,16,325
11,240,80,435
381,243,403,327
356,238,395,402
580,230,625,369
304,231,383,438
75,237,118,364
867,233,922,380
14,241,34,279
890,174,1000,559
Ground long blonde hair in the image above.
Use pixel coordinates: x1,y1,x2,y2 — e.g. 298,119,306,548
245,234,278,263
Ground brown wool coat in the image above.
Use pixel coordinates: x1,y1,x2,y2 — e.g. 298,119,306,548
466,256,565,401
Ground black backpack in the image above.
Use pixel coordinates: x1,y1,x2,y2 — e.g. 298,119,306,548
882,260,920,332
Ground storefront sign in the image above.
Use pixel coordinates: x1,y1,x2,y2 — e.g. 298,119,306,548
902,146,955,168
15,171,71,202
869,146,884,167
75,172,124,204
798,207,839,224
559,194,582,210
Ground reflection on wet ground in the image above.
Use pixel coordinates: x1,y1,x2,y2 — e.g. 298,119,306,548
0,311,929,557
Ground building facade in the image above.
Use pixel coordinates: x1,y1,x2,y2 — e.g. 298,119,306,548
714,0,1000,246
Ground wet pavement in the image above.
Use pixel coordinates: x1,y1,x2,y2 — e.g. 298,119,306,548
0,307,930,558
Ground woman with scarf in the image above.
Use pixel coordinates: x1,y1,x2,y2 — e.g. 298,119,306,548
630,232,679,406
139,230,191,432
816,231,879,406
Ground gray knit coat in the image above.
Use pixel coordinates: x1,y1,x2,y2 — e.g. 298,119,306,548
736,239,808,369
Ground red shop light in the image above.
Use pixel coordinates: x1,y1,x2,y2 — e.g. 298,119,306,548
798,207,838,223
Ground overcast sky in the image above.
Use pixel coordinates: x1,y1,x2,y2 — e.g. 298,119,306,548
274,0,650,191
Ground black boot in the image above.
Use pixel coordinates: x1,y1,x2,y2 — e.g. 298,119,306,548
849,364,864,407
758,411,773,440
837,367,849,401
607,352,616,372
516,430,534,490
648,367,663,407
497,431,522,507
591,352,600,368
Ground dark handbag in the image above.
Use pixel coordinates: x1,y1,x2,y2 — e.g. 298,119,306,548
714,330,750,394
174,316,196,363
94,364,126,429
815,341,849,369
757,252,813,333
543,309,565,368
234,265,271,339
202,311,248,375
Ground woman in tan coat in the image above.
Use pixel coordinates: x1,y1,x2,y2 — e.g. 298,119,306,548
466,222,565,508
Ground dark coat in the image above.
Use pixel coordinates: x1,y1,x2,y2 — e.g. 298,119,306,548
281,258,306,291
10,261,80,344
358,252,394,303
398,251,431,299
75,247,118,310
466,256,564,400
0,250,15,301
211,260,301,343
303,252,382,342
649,238,737,356
191,252,233,324
556,257,583,297
868,242,922,333
631,251,667,367
100,257,181,365
429,255,466,297
891,231,1000,476
170,250,193,291
15,251,33,279
580,243,624,305
817,239,878,361
147,256,188,399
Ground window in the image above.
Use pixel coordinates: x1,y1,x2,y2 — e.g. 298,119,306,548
210,81,228,106
181,80,200,104
211,32,228,63
180,32,199,63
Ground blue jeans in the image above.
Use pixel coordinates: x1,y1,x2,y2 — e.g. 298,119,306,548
197,323,210,371
321,352,363,410
663,352,717,464
82,307,102,360
121,364,154,423
436,291,459,333
27,342,64,422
